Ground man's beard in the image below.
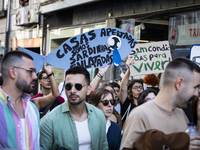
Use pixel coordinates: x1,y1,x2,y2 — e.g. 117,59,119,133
68,94,85,105
176,86,196,108
16,74,37,94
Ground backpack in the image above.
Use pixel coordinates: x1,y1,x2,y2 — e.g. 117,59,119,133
123,129,190,150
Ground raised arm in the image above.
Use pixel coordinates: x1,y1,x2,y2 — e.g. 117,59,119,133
32,62,60,110
120,58,134,105
90,65,110,91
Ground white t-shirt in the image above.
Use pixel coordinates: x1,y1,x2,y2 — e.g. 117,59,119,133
106,119,111,134
75,119,91,150
21,118,26,150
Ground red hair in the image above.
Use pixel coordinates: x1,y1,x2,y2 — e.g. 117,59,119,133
143,74,159,87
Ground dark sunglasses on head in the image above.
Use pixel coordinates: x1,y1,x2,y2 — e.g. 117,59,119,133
65,83,84,91
99,99,116,106
133,86,143,90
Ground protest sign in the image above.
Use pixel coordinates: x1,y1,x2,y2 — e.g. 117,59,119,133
18,27,137,73
190,44,200,66
129,41,172,76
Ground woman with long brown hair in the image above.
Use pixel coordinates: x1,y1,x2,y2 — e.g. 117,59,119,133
90,88,121,150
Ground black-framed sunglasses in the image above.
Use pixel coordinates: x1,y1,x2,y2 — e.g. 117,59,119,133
14,66,36,76
99,99,116,106
65,83,84,91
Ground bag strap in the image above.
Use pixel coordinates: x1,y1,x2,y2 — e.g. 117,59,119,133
121,103,131,120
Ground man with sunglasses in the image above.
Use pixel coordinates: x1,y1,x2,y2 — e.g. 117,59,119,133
120,57,200,150
40,66,108,150
0,51,60,149
31,70,65,118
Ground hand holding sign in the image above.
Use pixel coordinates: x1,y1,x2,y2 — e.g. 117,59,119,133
129,41,172,76
126,57,135,68
98,64,110,76
18,27,137,73
43,62,52,75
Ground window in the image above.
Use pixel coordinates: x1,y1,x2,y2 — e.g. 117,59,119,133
13,0,20,9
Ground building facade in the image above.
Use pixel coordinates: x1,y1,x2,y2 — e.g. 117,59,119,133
9,0,200,84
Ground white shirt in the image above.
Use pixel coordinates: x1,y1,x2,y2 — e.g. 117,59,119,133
75,119,92,150
21,118,26,150
106,119,111,134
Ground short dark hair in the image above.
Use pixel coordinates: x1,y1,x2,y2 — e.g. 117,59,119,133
65,66,90,85
38,70,46,80
163,57,200,86
90,88,114,106
108,82,120,89
1,51,33,78
167,57,200,73
127,79,143,100
138,89,158,105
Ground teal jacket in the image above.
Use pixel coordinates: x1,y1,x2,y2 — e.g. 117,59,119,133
40,101,108,150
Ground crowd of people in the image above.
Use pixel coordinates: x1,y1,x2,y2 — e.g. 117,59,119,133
0,50,200,150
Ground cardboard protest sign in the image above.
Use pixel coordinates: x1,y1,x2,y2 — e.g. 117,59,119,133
18,27,137,73
129,41,172,76
190,44,200,66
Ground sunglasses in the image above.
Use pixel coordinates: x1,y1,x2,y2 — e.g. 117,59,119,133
65,83,84,91
99,99,116,106
133,86,143,90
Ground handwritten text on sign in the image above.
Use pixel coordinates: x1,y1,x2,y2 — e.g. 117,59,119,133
46,27,137,70
129,41,172,76
18,27,137,73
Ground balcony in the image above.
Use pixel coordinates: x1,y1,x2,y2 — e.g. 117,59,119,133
40,0,99,14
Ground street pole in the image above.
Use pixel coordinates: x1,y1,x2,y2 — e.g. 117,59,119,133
5,0,11,54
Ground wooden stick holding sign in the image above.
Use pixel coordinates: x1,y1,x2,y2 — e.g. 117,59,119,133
129,41,172,76
18,27,137,73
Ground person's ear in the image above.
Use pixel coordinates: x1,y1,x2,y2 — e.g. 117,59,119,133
87,85,92,96
9,67,17,79
174,77,184,91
